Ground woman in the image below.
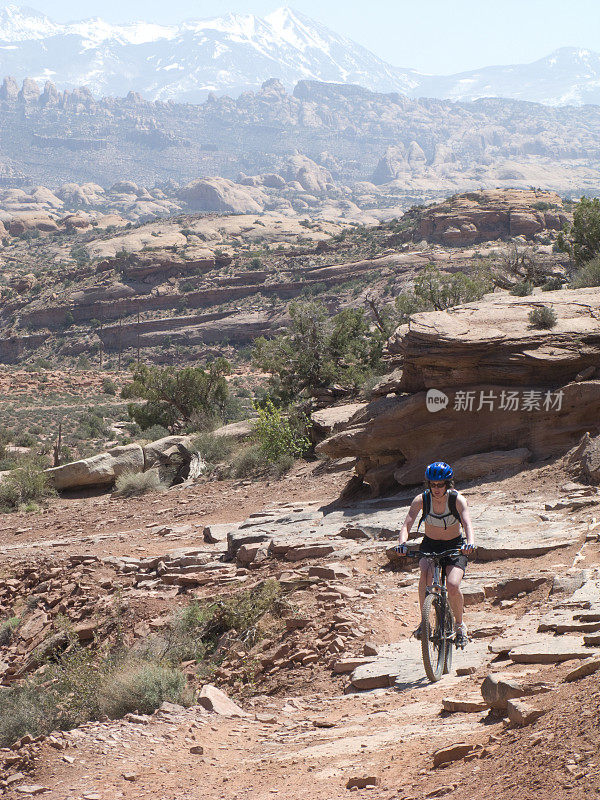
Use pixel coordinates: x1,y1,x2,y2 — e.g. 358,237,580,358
397,461,475,645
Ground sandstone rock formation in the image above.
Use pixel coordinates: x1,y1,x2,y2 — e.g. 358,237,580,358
45,436,203,490
178,177,266,214
317,288,600,494
404,189,570,246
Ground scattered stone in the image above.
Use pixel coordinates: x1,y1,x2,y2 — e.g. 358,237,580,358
333,657,373,674
481,674,530,710
363,642,379,656
456,666,477,676
442,697,487,713
584,633,600,647
564,656,600,682
123,773,138,781
350,660,399,690
426,785,459,798
506,700,546,727
433,742,474,768
346,776,380,789
189,745,204,754
15,789,50,796
198,684,249,717
255,713,278,724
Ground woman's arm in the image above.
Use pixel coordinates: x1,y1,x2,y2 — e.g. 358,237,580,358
398,495,423,544
456,494,475,546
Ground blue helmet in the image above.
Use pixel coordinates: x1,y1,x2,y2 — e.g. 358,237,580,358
425,461,453,481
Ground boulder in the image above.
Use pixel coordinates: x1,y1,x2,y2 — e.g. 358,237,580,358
198,684,248,717
506,699,546,726
143,436,192,469
481,673,529,710
46,444,144,490
179,177,265,213
565,432,600,484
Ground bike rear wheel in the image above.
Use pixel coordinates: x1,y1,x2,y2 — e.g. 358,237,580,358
421,593,446,682
443,606,454,675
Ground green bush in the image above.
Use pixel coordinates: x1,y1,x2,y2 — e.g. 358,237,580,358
0,461,56,512
571,255,600,288
0,617,20,647
528,305,558,329
191,432,235,466
231,444,268,478
101,377,117,395
557,197,600,266
98,663,191,719
13,432,37,448
510,280,534,296
141,424,170,442
113,470,164,498
542,277,564,291
0,645,192,746
122,360,231,432
253,401,310,463
75,409,109,440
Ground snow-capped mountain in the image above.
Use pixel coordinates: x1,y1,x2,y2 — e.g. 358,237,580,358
0,4,420,101
0,4,598,106
418,48,600,107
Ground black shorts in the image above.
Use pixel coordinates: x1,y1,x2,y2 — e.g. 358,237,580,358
420,535,467,572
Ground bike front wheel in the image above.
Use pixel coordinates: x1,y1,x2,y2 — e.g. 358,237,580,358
443,606,454,675
421,593,445,682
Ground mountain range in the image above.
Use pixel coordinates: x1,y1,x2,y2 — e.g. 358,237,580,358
0,4,599,105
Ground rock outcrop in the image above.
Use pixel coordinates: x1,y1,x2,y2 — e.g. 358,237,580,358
46,436,203,490
317,288,600,494
404,189,570,246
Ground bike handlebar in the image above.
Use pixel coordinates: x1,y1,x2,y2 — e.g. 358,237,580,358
395,546,476,559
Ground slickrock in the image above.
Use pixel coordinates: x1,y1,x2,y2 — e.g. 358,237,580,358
509,637,597,664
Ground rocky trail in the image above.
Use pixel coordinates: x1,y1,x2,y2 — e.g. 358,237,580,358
1,459,600,799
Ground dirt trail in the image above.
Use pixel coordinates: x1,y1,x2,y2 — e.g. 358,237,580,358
2,459,600,799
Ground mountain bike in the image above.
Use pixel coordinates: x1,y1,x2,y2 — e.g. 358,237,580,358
399,547,472,682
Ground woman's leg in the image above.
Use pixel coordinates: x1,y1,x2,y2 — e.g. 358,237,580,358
445,565,465,625
418,557,433,611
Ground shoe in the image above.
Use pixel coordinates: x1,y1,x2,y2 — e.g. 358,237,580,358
413,623,422,640
455,622,468,647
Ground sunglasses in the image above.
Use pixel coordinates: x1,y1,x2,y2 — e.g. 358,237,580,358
429,481,447,488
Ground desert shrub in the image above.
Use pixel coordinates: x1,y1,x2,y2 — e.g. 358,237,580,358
141,424,170,442
248,257,262,270
570,255,600,288
75,409,110,440
13,432,37,448
542,276,564,291
101,377,117,395
0,644,192,746
528,305,558,329
252,302,378,403
557,197,600,266
395,264,492,322
122,360,231,432
509,280,534,296
113,470,164,498
98,662,191,719
191,432,235,465
0,461,56,512
0,617,19,647
253,401,309,463
231,444,268,478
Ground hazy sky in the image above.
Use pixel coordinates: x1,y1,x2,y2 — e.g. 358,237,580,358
7,0,600,74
